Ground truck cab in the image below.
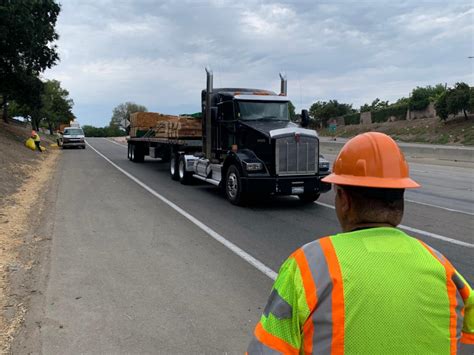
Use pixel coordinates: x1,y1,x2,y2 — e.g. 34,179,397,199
181,70,331,205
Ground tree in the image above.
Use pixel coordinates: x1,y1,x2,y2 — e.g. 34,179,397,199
0,1,61,122
409,84,446,111
309,100,354,127
469,87,474,114
82,124,127,137
436,82,472,121
110,102,147,129
446,82,470,120
41,80,75,134
435,91,448,121
360,98,389,112
288,101,296,121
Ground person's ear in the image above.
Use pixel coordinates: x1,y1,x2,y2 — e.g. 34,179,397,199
337,188,351,214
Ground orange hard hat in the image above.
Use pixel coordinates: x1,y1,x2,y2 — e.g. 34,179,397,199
321,132,420,189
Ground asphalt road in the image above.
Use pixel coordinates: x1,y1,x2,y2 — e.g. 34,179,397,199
21,137,473,353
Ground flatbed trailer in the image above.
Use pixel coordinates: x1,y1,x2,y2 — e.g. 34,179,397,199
127,135,202,162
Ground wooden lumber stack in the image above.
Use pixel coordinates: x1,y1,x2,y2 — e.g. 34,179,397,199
129,112,202,139
155,116,201,138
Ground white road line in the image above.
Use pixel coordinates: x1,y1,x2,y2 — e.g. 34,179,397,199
104,138,127,147
85,140,278,281
315,202,474,248
404,199,474,216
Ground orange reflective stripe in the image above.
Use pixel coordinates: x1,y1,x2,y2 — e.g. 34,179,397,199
292,249,317,309
445,262,458,355
292,248,317,354
459,284,470,300
254,322,299,355
319,238,345,355
419,241,459,354
461,332,474,344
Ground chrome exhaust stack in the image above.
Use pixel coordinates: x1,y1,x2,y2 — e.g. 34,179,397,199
279,72,287,96
205,67,213,159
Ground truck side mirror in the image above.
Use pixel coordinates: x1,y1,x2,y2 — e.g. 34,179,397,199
211,107,218,122
301,109,310,128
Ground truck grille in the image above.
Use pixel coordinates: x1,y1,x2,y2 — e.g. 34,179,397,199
275,136,318,176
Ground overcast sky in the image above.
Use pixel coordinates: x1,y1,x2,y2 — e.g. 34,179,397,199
44,0,474,127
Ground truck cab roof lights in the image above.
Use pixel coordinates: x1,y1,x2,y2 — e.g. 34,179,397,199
234,94,289,102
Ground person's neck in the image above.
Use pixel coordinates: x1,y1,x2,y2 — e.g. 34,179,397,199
343,222,395,233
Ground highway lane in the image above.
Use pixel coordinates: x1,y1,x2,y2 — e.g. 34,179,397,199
19,140,272,353
88,138,473,284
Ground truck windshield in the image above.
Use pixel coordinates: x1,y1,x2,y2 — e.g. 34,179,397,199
64,129,84,135
237,101,289,121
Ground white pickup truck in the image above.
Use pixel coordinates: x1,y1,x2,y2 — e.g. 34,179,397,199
58,127,86,149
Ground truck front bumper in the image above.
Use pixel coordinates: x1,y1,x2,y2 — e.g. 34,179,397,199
241,174,332,196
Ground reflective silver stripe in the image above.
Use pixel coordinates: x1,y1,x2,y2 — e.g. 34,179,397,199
263,288,292,320
459,341,474,355
302,240,333,354
247,336,281,354
452,273,466,291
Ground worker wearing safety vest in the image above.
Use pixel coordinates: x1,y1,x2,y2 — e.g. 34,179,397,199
248,132,473,354
31,130,42,152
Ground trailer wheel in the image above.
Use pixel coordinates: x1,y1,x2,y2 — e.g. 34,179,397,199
127,143,132,160
170,155,179,180
225,165,247,205
298,192,320,203
178,155,192,185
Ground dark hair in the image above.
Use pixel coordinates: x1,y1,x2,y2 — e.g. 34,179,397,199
341,186,405,225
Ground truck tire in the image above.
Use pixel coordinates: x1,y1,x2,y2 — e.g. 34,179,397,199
129,143,134,161
132,144,144,163
178,155,192,185
225,165,247,205
298,192,320,203
170,155,179,181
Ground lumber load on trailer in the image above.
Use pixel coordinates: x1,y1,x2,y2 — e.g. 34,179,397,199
155,116,202,139
129,112,202,139
130,112,177,129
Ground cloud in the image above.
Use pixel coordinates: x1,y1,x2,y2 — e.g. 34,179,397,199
44,0,474,126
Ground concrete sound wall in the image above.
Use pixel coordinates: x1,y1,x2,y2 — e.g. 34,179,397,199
320,140,474,163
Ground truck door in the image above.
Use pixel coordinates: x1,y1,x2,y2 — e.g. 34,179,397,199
217,101,236,152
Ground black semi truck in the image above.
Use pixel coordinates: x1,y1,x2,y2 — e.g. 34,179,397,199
127,69,331,205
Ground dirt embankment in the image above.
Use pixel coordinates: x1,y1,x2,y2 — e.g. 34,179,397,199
0,121,59,352
319,117,474,145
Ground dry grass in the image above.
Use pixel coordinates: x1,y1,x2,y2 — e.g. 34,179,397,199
0,122,60,352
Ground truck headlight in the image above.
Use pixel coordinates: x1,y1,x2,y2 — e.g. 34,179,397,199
245,162,263,171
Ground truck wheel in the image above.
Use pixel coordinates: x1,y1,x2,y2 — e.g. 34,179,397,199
170,155,179,181
132,144,144,163
178,156,192,185
127,144,132,160
298,192,320,203
225,165,247,205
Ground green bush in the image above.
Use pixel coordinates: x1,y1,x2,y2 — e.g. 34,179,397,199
371,103,408,123
343,112,360,125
